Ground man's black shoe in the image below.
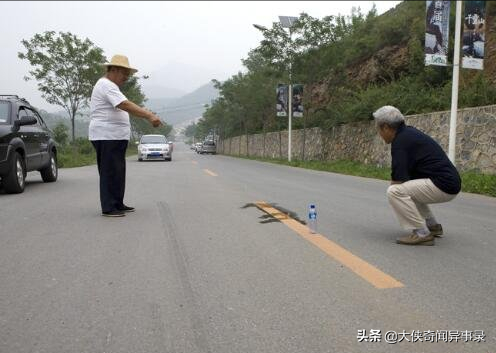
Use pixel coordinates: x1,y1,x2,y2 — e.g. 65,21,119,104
119,205,135,212
102,210,126,217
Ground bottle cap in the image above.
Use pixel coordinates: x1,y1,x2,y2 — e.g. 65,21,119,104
310,204,315,208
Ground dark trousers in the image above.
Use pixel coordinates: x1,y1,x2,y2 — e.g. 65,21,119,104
91,140,128,213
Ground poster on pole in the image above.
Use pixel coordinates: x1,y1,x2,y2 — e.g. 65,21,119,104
462,1,486,70
276,84,288,117
292,84,303,118
425,0,450,66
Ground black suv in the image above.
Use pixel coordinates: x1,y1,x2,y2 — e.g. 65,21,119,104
0,95,58,193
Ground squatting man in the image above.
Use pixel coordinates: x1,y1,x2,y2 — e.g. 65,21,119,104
373,106,461,246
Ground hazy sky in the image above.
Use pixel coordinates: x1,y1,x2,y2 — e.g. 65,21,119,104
0,1,400,111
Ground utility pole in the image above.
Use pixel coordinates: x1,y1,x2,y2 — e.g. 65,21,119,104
448,0,462,164
288,26,293,162
254,16,297,162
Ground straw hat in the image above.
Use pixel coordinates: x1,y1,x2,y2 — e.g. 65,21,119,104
103,54,138,74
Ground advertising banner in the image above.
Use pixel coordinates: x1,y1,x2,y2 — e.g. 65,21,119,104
292,84,303,118
462,1,486,70
425,0,450,66
276,84,288,117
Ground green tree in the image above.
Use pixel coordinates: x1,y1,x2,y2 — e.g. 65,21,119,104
200,10,365,139
18,31,105,143
53,122,69,146
184,122,197,138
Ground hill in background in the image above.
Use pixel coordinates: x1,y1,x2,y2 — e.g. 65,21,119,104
144,81,219,126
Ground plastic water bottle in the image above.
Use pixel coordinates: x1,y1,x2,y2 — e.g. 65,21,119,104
308,204,317,234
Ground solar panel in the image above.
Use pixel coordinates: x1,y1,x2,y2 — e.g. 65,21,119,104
278,16,298,28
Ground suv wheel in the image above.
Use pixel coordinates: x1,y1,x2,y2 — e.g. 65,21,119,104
40,152,58,182
3,152,26,194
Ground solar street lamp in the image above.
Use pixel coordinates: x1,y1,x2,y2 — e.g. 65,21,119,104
253,16,298,162
278,16,298,162
252,24,268,31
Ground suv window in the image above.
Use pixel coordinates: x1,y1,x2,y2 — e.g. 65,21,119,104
18,108,29,120
34,111,47,129
0,101,9,124
25,108,44,128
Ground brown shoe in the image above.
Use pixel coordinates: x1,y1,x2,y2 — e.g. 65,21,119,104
396,233,435,246
428,224,443,237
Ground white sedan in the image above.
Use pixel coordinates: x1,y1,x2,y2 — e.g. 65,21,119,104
136,134,172,161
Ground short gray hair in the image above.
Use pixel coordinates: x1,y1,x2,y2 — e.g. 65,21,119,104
373,105,405,129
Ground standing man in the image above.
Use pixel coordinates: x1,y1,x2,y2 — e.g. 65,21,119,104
373,106,461,245
89,54,162,217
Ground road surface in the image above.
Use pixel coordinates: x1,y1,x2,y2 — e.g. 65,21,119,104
1,142,495,353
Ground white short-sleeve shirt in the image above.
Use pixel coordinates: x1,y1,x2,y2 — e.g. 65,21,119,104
88,77,130,140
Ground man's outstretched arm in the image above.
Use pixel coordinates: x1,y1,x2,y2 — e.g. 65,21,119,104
117,100,163,127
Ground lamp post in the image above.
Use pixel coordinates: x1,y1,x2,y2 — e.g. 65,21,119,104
448,0,462,165
279,16,297,162
253,16,297,162
287,29,293,162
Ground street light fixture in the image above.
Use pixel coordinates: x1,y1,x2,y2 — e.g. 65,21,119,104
252,24,268,32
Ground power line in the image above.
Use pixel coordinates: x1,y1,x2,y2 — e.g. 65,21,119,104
147,101,210,113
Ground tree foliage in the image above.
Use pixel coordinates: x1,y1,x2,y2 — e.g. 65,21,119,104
18,30,172,142
53,122,69,146
197,1,496,141
18,31,105,142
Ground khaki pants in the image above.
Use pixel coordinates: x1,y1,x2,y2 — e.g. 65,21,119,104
387,179,457,230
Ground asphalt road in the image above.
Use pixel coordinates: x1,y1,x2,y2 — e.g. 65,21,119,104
1,142,495,353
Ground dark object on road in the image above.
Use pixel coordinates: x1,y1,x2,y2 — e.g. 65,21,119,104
242,202,307,225
0,95,58,194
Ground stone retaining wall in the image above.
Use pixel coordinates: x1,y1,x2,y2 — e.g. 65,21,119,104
217,105,496,174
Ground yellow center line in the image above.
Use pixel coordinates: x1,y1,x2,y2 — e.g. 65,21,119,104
255,201,404,289
204,169,218,177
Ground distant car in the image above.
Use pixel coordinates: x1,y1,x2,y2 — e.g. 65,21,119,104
200,140,216,154
0,95,58,193
137,134,171,161
194,142,203,153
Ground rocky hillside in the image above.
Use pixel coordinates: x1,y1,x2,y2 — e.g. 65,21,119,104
310,1,496,111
